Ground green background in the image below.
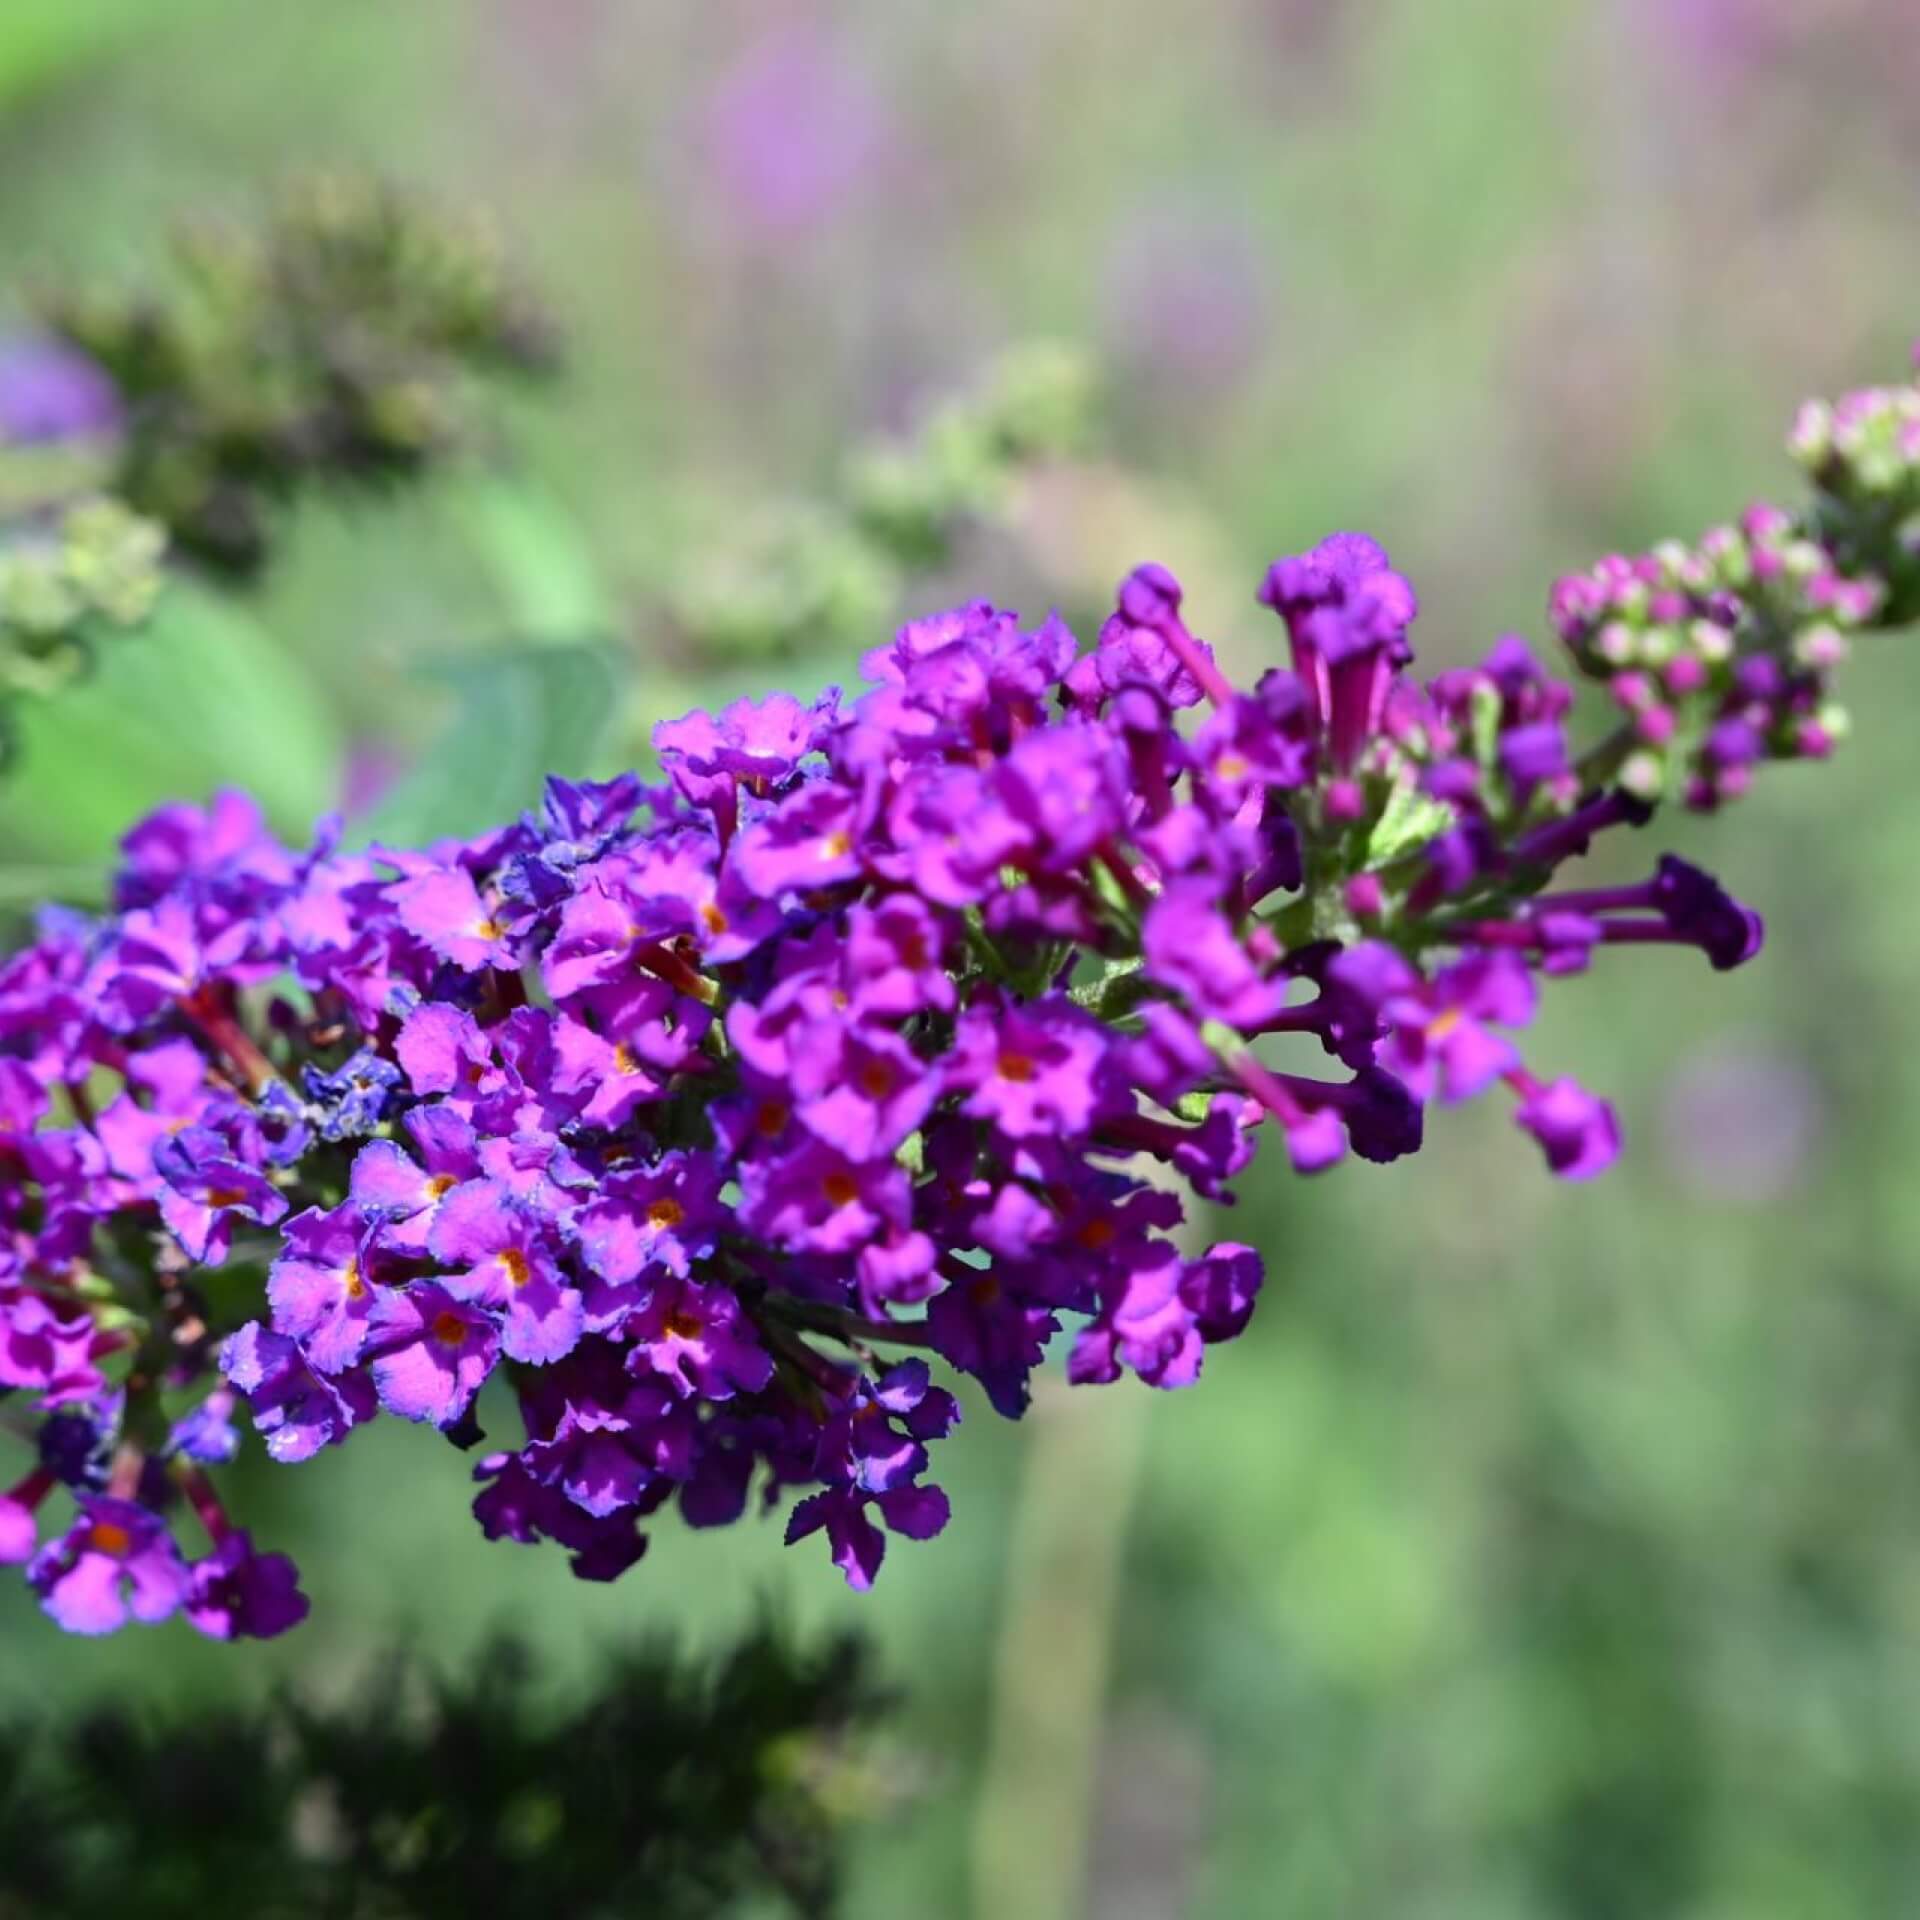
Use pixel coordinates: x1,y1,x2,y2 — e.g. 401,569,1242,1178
5,2,1920,1914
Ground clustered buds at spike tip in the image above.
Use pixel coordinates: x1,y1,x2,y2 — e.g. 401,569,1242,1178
3,351,1918,1635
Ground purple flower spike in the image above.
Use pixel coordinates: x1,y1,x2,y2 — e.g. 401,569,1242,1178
8,335,1902,1631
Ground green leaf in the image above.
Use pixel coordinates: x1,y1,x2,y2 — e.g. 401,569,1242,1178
445,475,615,642
356,644,628,847
0,0,171,109
1364,778,1453,869
0,582,342,867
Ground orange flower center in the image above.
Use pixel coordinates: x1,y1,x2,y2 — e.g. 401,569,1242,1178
87,1521,134,1558
857,1060,895,1099
663,1307,705,1341
823,830,853,860
206,1186,248,1209
699,901,729,935
646,1197,686,1231
432,1311,470,1349
997,1051,1035,1084
823,1171,859,1209
427,1174,458,1199
343,1257,366,1301
500,1248,532,1288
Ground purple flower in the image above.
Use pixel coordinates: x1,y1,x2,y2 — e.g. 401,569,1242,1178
740,1138,909,1256
1143,880,1288,1027
366,1283,500,1428
267,1203,379,1373
731,783,864,899
789,1020,937,1163
573,1154,726,1323
1069,1246,1204,1390
389,864,517,972
0,1493,38,1564
1652,856,1765,970
624,1280,774,1401
995,724,1129,871
301,1047,403,1140
1332,945,1534,1105
153,1126,288,1264
429,1182,583,1366
184,1530,310,1640
1514,1077,1621,1180
951,997,1112,1141
221,1322,375,1462
27,1498,188,1636
348,1106,479,1253
844,893,957,1017
0,335,120,444
695,24,889,243
394,1002,494,1099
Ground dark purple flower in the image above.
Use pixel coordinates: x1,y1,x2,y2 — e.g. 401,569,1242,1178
1652,855,1765,969
184,1530,310,1640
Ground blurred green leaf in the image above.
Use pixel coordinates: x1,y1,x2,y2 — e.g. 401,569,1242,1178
447,475,615,641
0,582,342,868
0,0,178,109
357,643,627,846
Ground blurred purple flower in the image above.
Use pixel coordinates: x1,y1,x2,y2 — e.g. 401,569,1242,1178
697,24,890,242
1659,1043,1822,1201
0,336,120,445
1103,200,1269,392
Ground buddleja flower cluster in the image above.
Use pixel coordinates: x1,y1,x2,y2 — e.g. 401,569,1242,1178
4,351,1917,1638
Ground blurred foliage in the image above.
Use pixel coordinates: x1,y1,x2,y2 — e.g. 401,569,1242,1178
37,174,556,578
357,642,627,847
0,1621,893,1920
667,342,1093,663
0,494,163,764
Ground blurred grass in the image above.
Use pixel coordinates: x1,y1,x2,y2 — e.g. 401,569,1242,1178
5,2,1920,1915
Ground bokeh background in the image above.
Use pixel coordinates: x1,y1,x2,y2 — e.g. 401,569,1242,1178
5,1,1920,1914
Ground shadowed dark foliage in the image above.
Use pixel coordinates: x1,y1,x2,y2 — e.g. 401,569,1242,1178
0,1622,891,1920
